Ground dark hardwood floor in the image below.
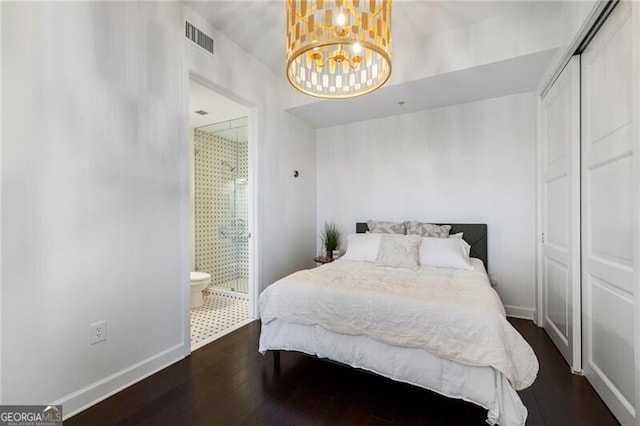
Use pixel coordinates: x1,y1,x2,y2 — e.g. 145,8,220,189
66,319,619,425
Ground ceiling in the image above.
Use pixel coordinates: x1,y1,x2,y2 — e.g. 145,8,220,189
185,1,558,128
185,1,542,77
289,49,556,128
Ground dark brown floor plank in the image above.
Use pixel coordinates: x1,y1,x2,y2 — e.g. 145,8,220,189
66,318,619,426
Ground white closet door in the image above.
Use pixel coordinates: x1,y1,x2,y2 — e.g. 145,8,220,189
539,56,581,371
582,2,636,424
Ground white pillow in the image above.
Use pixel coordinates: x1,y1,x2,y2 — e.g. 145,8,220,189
447,233,470,257
342,233,382,262
419,237,473,270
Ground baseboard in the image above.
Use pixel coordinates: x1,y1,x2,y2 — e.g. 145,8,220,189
58,343,186,420
207,287,249,300
505,305,535,320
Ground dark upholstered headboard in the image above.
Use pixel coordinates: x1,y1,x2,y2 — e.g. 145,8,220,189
356,222,488,271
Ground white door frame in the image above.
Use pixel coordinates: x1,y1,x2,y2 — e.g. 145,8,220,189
536,0,639,420
180,67,260,356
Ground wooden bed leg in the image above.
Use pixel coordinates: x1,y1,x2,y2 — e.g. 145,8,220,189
273,350,280,371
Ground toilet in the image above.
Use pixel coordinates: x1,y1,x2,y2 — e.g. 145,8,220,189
190,271,211,309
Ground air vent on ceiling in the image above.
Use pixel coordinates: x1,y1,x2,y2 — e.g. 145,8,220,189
195,110,208,115
185,22,214,55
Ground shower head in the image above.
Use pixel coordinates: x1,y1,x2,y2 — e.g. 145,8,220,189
221,160,236,172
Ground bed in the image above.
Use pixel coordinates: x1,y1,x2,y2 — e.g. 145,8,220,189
258,222,538,426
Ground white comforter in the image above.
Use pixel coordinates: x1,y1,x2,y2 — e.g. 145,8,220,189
259,259,538,391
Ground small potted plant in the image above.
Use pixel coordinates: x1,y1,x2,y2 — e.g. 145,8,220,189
320,222,342,259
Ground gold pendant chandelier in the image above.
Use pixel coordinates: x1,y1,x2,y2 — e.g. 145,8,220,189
286,0,392,99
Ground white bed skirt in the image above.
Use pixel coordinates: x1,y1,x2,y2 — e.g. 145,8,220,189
260,319,527,426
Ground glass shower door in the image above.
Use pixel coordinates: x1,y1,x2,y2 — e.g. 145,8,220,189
194,117,249,294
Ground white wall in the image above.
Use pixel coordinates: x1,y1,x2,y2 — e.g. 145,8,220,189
0,0,4,404
1,1,186,411
0,0,317,416
316,92,537,317
391,2,561,86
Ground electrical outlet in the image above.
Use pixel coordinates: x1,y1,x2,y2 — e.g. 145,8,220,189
90,320,107,345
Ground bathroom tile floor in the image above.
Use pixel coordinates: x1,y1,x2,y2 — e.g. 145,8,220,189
190,290,250,350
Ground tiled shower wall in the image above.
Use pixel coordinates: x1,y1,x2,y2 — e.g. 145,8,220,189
194,125,249,292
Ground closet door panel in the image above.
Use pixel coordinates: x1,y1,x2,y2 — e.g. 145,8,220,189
590,154,634,264
590,281,635,404
545,257,568,334
587,20,633,142
582,2,636,424
539,55,581,370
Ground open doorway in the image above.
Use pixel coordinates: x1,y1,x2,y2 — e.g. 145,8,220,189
188,78,254,351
